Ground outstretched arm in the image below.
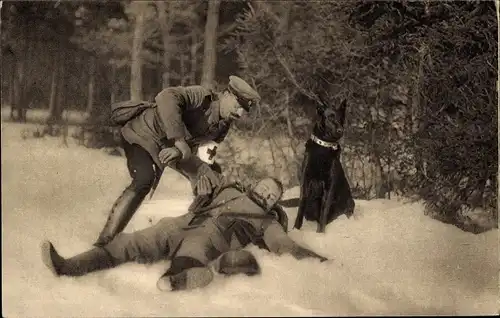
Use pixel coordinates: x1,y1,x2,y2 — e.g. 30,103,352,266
262,220,328,262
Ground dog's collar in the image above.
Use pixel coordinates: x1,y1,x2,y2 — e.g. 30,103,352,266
310,134,339,150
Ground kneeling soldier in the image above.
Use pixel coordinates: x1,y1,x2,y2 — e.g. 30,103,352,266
94,76,261,248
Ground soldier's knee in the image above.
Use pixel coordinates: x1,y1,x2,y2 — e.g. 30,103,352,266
104,232,163,264
130,167,156,193
103,232,138,262
174,236,218,266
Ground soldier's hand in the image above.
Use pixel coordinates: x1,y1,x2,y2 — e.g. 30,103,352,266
198,163,222,187
159,147,182,165
195,175,212,195
174,139,192,160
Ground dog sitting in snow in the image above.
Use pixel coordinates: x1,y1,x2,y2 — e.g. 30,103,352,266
293,97,355,233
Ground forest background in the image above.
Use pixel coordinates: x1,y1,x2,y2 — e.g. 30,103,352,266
1,0,498,232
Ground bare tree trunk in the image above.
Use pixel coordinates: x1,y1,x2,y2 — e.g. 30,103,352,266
130,3,147,101
348,155,355,187
11,64,19,120
278,2,292,39
46,46,65,130
7,53,17,112
59,59,69,147
368,113,384,199
496,0,499,216
19,39,35,122
86,55,96,117
268,137,279,178
361,157,367,194
370,142,384,198
156,1,175,88
48,54,59,122
13,41,27,122
374,114,387,198
9,63,16,106
55,58,65,122
284,91,294,137
110,64,117,104
411,45,427,134
387,105,395,199
180,52,187,85
412,44,428,180
201,0,221,89
190,32,198,84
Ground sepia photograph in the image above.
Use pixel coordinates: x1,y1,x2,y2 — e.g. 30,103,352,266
1,0,498,316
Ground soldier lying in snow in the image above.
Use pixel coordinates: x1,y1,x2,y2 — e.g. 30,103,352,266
40,177,328,291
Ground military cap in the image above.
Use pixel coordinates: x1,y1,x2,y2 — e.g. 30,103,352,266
227,75,261,111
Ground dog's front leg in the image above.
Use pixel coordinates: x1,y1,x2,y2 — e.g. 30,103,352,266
294,153,309,230
294,175,310,230
318,174,336,234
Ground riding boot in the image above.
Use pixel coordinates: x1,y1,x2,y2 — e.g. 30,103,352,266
93,186,148,247
41,240,115,277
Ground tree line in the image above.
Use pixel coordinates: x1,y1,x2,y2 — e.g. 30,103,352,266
1,0,497,232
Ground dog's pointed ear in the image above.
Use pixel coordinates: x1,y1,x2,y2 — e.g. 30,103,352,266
315,95,327,114
338,99,347,124
316,92,331,115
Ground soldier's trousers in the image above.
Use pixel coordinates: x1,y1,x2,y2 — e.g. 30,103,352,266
103,214,224,267
122,139,159,193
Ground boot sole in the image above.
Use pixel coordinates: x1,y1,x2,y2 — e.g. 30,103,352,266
40,240,60,277
157,267,214,292
219,266,260,276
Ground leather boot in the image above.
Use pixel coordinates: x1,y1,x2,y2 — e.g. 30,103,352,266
93,186,148,247
41,240,115,277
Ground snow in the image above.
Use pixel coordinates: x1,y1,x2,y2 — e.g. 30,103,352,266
2,121,498,316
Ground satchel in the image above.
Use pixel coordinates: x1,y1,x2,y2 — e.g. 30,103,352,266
110,100,156,126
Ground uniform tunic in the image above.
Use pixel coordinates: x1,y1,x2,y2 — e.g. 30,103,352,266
104,185,300,266
120,86,230,169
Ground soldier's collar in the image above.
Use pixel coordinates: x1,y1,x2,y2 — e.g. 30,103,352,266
310,134,339,150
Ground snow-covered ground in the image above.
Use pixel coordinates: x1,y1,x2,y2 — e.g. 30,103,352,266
2,121,498,316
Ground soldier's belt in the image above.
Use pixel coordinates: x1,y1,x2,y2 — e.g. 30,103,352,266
191,195,245,215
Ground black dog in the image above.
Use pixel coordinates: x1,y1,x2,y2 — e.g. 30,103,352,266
293,98,355,233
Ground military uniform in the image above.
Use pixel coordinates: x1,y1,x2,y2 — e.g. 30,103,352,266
94,76,261,248
41,181,327,291
104,184,295,265
122,86,227,170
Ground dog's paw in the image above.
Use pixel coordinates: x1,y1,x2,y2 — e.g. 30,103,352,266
349,209,361,220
